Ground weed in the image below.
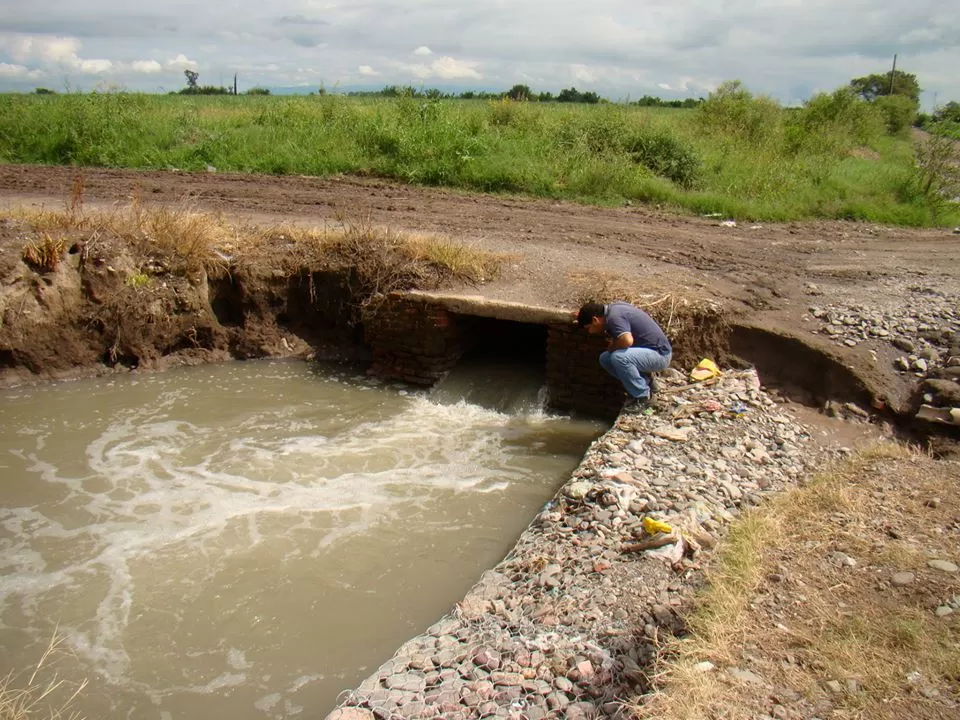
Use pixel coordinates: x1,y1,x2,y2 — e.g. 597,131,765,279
0,630,87,720
21,233,66,273
127,271,149,288
912,129,960,219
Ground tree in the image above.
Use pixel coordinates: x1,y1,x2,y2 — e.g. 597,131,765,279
933,101,960,123
184,69,199,90
506,84,532,101
850,70,920,104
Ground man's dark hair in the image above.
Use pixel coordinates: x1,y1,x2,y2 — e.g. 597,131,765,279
577,302,605,327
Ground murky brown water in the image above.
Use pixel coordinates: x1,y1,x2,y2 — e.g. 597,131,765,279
0,359,602,719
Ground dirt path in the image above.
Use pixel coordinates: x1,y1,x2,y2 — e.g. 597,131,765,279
2,164,959,418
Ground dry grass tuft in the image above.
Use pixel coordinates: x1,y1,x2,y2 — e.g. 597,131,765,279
570,269,726,341
5,203,231,272
4,205,503,296
0,631,87,720
21,233,67,273
632,442,960,720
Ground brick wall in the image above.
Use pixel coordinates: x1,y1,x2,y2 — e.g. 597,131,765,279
364,295,467,385
546,324,625,418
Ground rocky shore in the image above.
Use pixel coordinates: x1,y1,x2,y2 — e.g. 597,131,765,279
326,367,848,720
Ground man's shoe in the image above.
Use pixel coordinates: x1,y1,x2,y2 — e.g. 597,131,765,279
622,396,651,414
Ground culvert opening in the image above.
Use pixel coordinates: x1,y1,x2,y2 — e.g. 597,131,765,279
431,316,549,414
457,316,548,364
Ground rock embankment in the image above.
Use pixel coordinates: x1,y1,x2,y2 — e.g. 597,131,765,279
808,283,960,429
327,368,844,720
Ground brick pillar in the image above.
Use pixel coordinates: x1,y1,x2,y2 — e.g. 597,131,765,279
546,324,624,417
365,294,466,385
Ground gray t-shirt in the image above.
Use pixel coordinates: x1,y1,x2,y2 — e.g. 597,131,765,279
605,302,672,355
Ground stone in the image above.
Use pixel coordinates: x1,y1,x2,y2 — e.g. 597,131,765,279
891,572,916,587
652,426,694,442
935,606,955,617
565,481,593,500
326,710,376,720
824,680,844,694
384,673,426,694
928,559,959,573
729,667,764,685
892,337,916,353
913,358,929,373
693,661,716,672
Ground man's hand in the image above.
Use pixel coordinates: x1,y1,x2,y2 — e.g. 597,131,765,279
610,332,634,350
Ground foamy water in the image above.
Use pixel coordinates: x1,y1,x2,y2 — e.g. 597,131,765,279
0,359,602,719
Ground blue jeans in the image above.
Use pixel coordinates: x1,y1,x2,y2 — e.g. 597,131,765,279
599,348,672,399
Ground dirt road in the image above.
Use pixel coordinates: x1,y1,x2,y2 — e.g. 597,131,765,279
2,164,959,419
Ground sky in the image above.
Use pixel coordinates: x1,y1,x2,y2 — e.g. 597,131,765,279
0,1,957,108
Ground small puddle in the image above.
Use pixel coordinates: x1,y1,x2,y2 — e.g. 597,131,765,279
0,359,603,718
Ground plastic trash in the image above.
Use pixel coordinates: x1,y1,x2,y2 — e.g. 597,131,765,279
642,517,673,535
690,358,722,382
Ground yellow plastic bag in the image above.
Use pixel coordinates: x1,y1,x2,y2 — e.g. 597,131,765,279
642,517,673,535
690,358,721,382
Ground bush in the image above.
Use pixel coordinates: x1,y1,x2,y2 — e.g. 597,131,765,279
624,130,702,189
788,88,885,154
875,95,917,136
697,81,782,144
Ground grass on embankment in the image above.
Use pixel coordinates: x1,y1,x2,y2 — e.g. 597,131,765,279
0,86,958,227
632,443,960,720
4,198,503,299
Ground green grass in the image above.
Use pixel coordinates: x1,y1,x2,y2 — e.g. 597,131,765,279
0,90,957,227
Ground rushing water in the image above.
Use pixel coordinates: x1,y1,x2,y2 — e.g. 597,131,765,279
0,359,603,719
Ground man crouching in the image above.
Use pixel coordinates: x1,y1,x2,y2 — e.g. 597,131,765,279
577,301,672,412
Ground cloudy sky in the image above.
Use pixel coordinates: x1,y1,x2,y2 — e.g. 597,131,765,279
0,1,957,107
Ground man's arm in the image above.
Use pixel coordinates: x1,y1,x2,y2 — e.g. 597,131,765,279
609,332,634,349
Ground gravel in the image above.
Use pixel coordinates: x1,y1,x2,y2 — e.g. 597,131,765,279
325,368,843,719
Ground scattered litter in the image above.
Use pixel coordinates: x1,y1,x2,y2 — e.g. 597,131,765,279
916,404,960,425
642,517,673,535
720,220,737,228
691,358,722,382
728,402,748,417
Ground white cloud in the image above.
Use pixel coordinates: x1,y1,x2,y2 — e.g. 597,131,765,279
413,46,432,56
358,64,379,76
130,60,162,73
397,56,482,80
0,62,29,78
166,54,198,70
1,34,111,74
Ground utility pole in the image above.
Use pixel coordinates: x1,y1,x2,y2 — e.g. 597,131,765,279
888,54,897,95
234,74,238,96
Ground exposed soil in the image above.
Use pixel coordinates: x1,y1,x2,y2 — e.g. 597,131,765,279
1,164,958,427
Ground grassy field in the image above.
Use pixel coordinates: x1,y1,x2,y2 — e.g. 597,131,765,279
1,88,957,227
